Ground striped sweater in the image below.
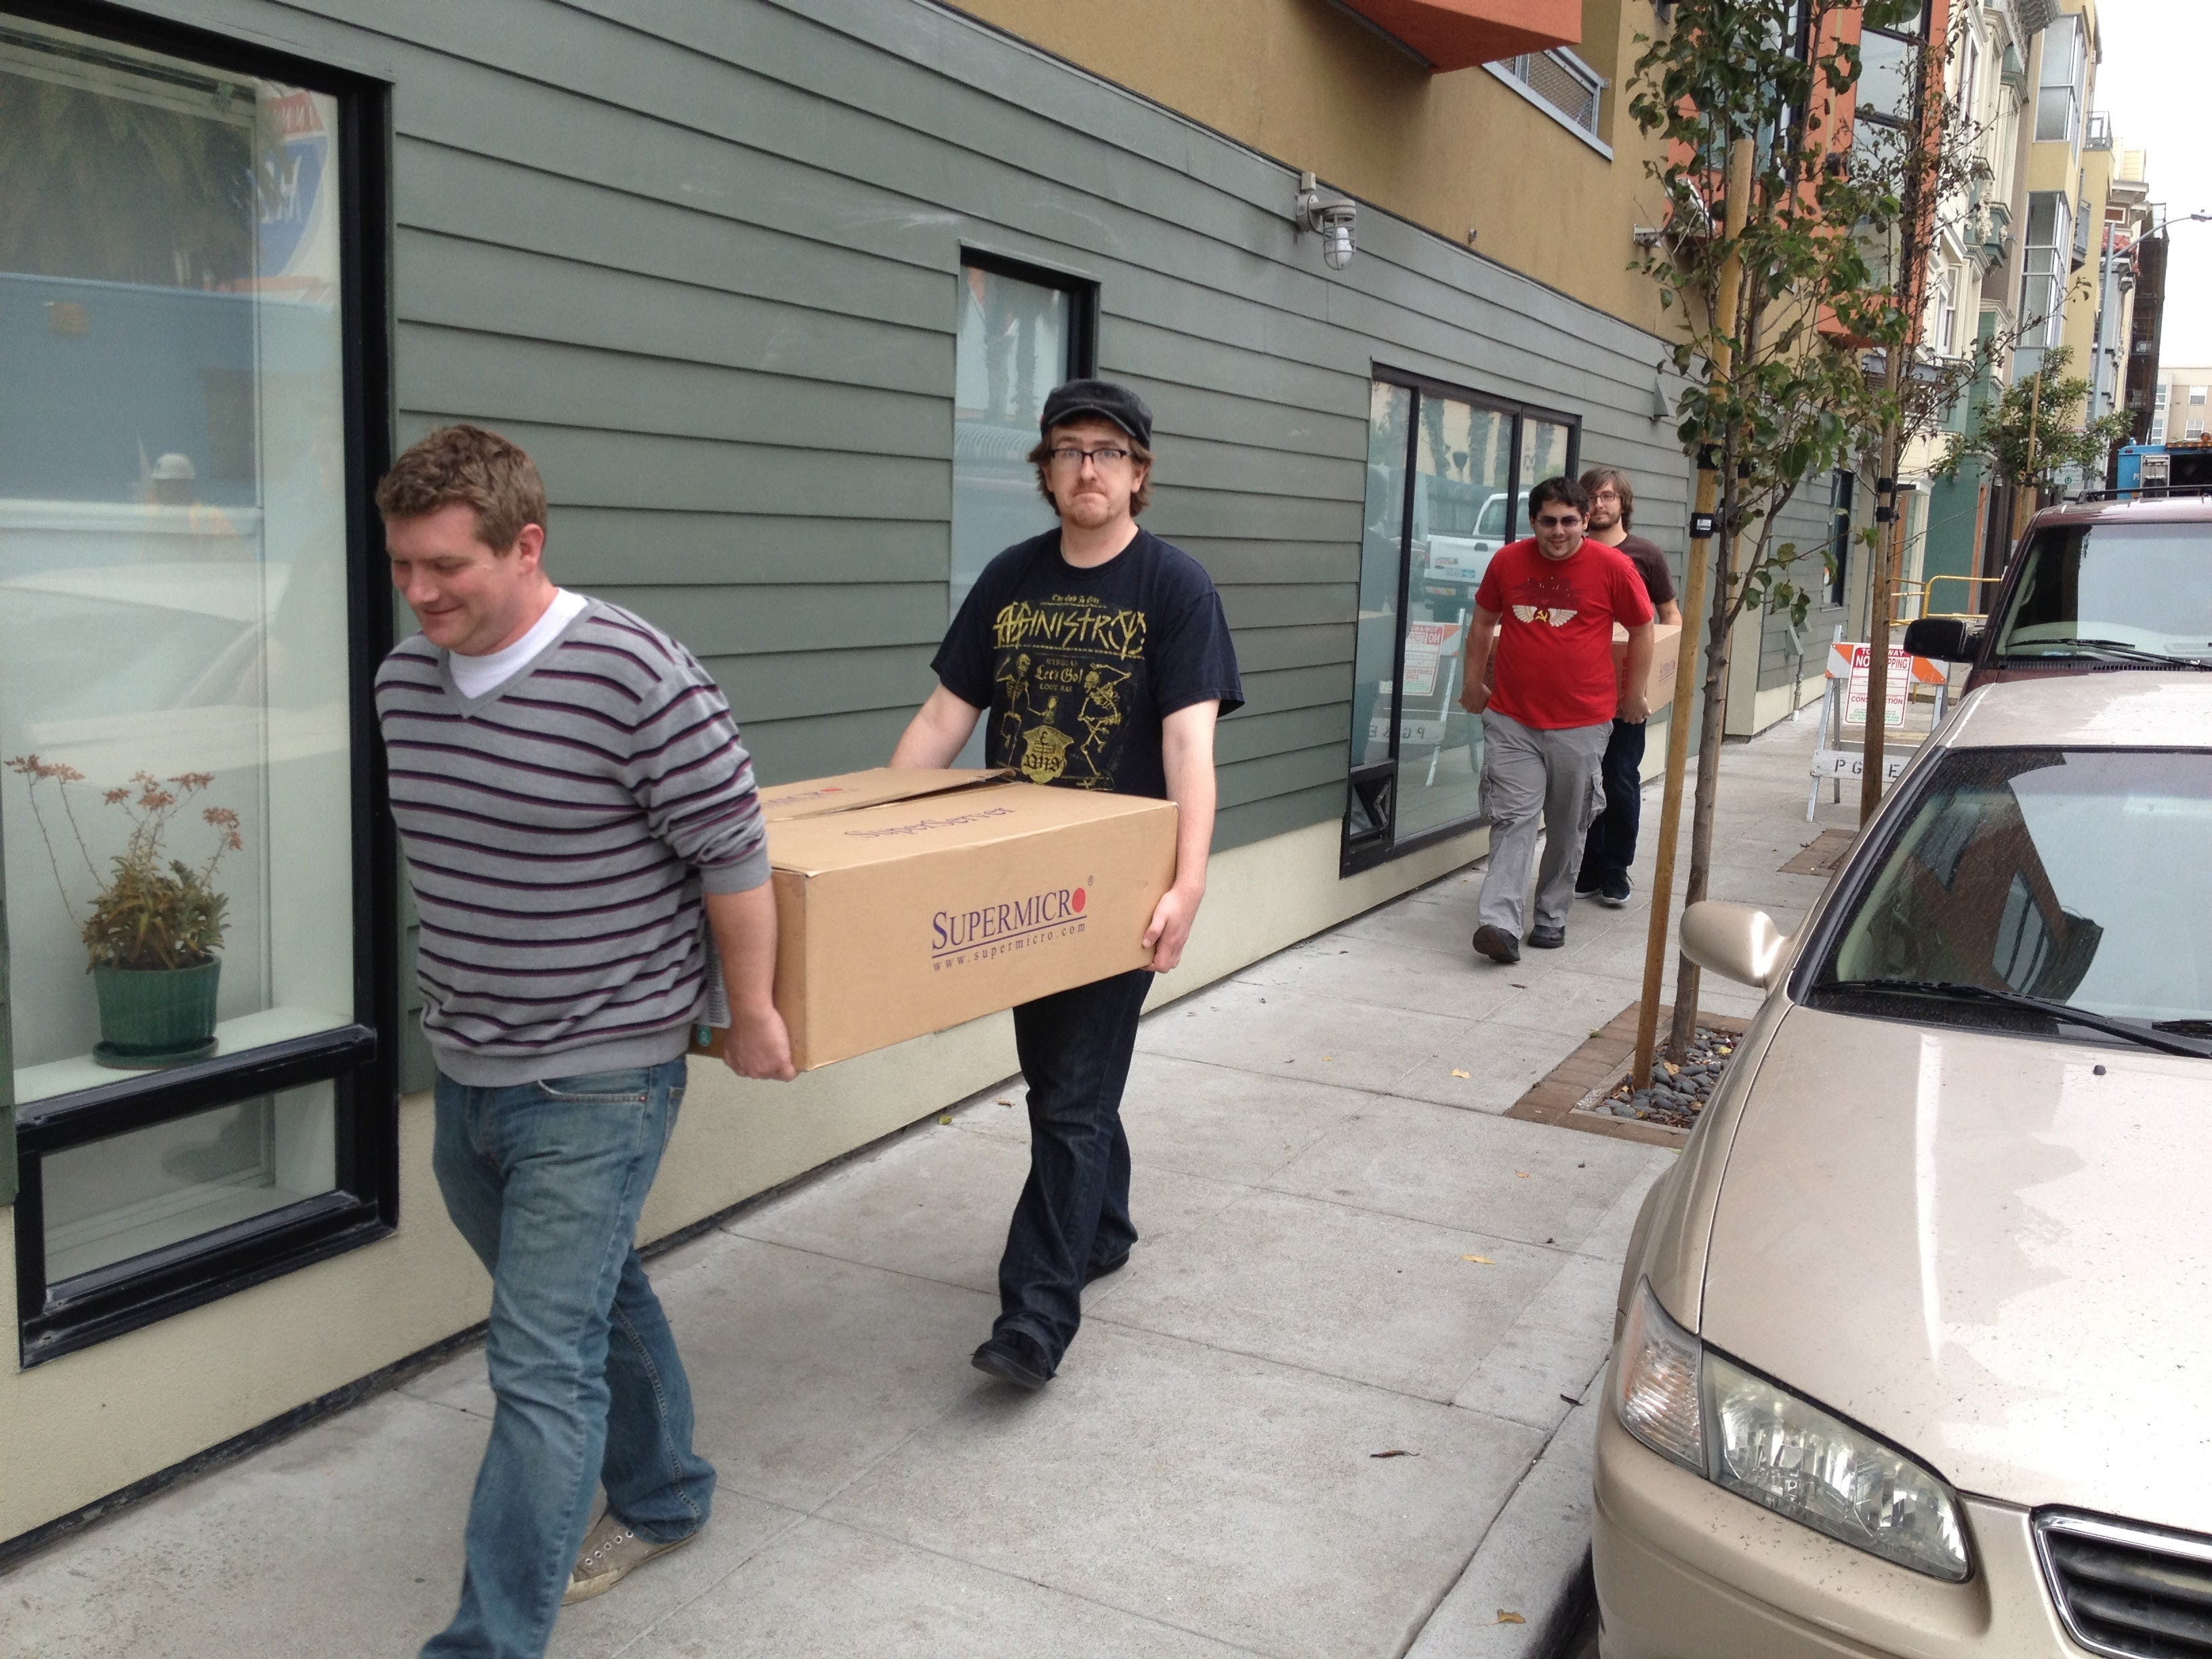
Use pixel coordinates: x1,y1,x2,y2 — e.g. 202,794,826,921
375,598,769,1086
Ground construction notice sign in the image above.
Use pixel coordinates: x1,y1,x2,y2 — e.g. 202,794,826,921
1830,642,1945,729
1400,621,1463,700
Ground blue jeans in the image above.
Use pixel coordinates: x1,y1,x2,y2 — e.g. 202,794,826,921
1578,717,1650,888
998,968,1154,1369
423,1059,714,1659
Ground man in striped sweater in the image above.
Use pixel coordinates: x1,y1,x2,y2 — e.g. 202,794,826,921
375,426,793,1659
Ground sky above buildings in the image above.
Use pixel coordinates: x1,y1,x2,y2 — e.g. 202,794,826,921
2093,0,2212,367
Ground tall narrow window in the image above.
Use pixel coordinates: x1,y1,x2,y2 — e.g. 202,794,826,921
950,257,1093,618
2035,16,2083,144
1,9,392,1364
2020,192,2071,356
1345,373,1578,873
1828,470,1855,607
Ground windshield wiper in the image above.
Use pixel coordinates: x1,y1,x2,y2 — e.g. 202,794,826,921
1824,979,2212,1058
2003,638,2212,670
2152,1017,2212,1038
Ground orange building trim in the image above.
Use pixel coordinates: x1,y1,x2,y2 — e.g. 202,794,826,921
1333,0,1580,70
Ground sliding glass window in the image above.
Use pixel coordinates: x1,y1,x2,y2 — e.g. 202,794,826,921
1345,373,1578,873
0,7,393,1364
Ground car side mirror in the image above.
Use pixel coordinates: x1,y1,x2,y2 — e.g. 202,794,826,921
1680,901,1795,990
1902,616,1978,663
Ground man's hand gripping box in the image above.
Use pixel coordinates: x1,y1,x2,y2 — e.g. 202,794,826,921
694,769,1177,1071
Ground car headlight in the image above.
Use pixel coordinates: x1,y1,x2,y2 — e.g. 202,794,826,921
1615,1280,1969,1581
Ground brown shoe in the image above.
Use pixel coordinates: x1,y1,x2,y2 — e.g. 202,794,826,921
562,1511,696,1605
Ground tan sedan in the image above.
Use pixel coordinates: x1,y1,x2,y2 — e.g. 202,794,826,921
1594,673,2212,1658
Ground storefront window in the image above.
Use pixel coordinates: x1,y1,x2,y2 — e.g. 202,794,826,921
1344,373,1577,872
1397,397,1512,842
1,9,391,1362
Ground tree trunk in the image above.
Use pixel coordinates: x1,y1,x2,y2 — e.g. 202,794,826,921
1666,448,1740,1060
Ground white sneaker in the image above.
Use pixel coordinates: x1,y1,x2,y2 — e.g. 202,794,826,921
563,1512,696,1605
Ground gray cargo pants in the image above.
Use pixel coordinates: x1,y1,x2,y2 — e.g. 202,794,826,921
1475,709,1612,938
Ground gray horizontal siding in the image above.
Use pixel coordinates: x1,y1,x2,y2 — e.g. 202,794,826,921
210,0,1695,834
1754,488,1843,691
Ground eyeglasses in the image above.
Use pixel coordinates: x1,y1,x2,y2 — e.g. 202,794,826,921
1534,514,1584,529
1046,445,1132,470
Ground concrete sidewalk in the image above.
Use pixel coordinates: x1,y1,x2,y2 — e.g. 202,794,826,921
3,712,1858,1659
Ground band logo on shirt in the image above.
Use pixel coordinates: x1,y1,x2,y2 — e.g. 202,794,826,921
991,596,1147,660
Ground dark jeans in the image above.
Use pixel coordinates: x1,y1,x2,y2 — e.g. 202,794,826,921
1578,718,1649,888
997,966,1154,1370
424,1059,714,1659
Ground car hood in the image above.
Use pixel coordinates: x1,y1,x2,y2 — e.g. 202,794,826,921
1701,1004,2212,1532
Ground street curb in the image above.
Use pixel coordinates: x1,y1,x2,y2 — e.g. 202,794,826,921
1405,1391,1604,1658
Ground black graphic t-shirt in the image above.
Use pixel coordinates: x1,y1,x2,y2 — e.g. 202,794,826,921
935,527,1244,800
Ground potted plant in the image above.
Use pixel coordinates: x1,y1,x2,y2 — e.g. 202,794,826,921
5,756,243,1069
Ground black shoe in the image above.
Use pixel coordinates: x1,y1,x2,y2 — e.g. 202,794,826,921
1084,1250,1130,1286
1574,872,1603,897
1597,874,1633,908
971,1331,1052,1391
1528,924,1567,949
1471,925,1521,964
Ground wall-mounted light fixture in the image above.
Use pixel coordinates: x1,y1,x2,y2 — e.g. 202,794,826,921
1631,225,1665,249
1296,171,1357,270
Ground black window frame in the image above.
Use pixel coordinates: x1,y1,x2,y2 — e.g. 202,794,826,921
1828,469,1856,606
947,247,1099,634
956,247,1100,387
1343,367,1581,876
3,0,397,1367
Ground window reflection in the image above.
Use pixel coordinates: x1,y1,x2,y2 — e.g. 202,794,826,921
1347,379,1575,864
1826,747,2212,1025
42,1083,338,1282
1399,397,1511,841
0,17,355,1106
951,264,1072,616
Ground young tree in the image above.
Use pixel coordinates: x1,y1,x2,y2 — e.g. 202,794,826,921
1938,344,2135,503
1624,0,1978,1069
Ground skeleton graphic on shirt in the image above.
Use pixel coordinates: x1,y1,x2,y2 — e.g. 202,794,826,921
990,595,1146,788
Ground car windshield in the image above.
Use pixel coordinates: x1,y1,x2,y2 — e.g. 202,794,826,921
1817,746,2212,1030
1990,521,2212,664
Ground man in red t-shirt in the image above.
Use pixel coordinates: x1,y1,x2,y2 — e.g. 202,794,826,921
1458,475,1654,964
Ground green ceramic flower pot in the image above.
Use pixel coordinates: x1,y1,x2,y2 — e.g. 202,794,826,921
92,958,222,1065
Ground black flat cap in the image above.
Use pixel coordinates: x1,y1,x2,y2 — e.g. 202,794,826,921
1040,379,1153,449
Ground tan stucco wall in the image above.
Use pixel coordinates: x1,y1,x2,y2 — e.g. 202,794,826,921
949,0,1673,333
1,809,1494,1544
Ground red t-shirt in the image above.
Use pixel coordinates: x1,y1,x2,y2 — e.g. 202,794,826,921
1475,537,1654,730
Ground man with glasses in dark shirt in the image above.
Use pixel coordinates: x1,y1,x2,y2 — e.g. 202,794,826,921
1574,467,1681,908
891,380,1242,1390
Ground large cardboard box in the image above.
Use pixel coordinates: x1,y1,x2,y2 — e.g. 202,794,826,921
1616,619,1685,713
697,769,1177,1071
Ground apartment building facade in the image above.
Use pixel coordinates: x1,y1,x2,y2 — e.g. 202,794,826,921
2150,367,2212,444
1908,0,2154,615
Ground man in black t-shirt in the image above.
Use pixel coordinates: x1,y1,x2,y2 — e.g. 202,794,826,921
1575,468,1683,907
892,379,1242,1391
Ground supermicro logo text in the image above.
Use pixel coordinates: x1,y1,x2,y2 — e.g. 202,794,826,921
931,884,1090,962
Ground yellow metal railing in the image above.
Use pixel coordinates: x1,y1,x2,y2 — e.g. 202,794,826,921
1892,573,2003,626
